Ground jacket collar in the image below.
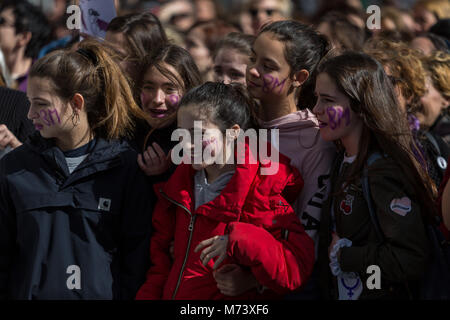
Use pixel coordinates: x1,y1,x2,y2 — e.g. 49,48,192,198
161,141,260,222
26,132,128,180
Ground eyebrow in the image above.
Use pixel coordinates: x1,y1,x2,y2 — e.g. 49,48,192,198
142,80,176,87
263,57,280,67
31,97,50,103
251,49,280,67
317,93,335,99
229,68,244,74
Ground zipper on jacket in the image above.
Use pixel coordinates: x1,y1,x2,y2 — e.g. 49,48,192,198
159,189,196,300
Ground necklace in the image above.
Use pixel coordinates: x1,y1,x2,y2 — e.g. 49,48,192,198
341,277,360,299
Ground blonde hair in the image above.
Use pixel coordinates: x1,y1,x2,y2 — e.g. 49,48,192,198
29,40,150,140
422,50,450,100
364,39,427,113
415,0,450,19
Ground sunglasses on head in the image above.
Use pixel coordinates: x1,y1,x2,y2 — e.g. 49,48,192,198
249,8,278,18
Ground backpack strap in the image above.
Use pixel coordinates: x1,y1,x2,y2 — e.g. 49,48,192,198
361,152,385,242
424,131,441,155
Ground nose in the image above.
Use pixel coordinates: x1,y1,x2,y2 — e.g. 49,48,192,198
27,105,38,121
247,66,260,79
154,89,165,105
312,100,322,115
222,75,232,84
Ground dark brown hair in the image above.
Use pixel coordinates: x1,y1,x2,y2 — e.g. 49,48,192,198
316,11,366,51
318,52,437,220
187,20,239,54
29,40,150,140
140,44,202,150
260,20,330,109
107,11,168,65
212,32,256,61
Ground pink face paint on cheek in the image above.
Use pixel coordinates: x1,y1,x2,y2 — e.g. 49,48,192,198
168,94,180,108
202,136,216,148
202,136,219,156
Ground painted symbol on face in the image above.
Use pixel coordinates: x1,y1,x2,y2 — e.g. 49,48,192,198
262,74,287,94
326,107,351,130
168,94,180,107
262,74,274,93
38,108,62,127
202,136,218,157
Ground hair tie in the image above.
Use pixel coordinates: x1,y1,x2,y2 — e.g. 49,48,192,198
77,48,98,66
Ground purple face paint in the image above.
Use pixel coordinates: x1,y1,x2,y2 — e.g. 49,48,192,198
168,94,180,108
261,74,287,94
48,108,61,125
271,77,287,94
262,74,274,93
326,107,351,130
39,109,53,126
38,108,62,126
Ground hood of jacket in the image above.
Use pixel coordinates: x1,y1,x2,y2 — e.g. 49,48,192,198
25,131,130,178
259,109,319,132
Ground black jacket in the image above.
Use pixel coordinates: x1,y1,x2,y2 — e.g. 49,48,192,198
318,151,429,300
129,119,178,183
0,133,155,300
0,86,35,143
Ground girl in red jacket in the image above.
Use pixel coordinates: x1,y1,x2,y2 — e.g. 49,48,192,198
136,82,315,300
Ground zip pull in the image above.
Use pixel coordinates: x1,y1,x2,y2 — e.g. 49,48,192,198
188,216,194,231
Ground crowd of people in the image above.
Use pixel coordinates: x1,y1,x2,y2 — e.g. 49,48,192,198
0,0,449,300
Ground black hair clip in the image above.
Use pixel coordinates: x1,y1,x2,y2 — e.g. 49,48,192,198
77,48,98,66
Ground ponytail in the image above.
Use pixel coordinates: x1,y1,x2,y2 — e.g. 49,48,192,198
29,39,150,140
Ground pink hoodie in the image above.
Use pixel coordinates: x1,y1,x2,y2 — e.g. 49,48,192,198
260,110,336,255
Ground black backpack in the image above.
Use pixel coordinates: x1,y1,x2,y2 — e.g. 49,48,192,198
361,152,450,300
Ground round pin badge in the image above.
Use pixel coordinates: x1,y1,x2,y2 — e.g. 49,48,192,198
437,156,447,170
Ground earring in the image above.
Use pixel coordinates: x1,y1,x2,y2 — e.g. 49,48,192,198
72,111,80,127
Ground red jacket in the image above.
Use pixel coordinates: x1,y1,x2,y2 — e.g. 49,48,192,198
135,143,315,300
